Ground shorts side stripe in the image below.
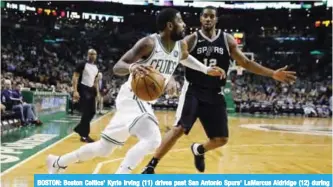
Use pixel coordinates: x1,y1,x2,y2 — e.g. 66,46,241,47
174,80,189,125
128,114,146,132
138,100,147,113
101,134,125,145
135,100,144,113
147,116,159,126
147,113,159,126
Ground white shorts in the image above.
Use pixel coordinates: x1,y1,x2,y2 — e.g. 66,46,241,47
101,82,158,146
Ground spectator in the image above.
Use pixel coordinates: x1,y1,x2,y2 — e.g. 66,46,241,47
1,80,42,126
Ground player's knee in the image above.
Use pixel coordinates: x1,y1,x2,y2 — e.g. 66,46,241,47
210,137,228,147
146,134,161,151
99,139,116,157
171,126,185,138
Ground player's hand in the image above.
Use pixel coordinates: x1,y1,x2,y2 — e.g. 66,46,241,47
129,63,152,77
73,91,80,102
272,66,297,84
165,77,178,97
207,66,226,80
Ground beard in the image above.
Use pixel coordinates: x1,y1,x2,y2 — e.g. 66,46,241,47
170,30,184,41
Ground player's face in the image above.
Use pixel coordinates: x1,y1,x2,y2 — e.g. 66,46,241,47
170,13,186,41
88,50,97,62
200,9,217,31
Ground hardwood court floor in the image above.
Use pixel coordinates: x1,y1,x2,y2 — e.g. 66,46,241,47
1,111,332,186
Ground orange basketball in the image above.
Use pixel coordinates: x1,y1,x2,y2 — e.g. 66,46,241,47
131,68,165,101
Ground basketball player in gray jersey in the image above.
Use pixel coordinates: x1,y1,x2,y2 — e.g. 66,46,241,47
142,6,297,173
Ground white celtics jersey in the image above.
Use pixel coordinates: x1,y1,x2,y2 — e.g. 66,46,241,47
127,33,182,87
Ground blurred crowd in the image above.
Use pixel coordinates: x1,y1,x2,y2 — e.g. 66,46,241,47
1,3,332,119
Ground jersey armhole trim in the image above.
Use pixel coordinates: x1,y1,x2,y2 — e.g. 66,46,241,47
223,32,230,56
189,32,198,53
178,41,182,62
138,38,156,64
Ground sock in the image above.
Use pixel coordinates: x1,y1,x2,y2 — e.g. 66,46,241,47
192,143,205,155
148,157,159,168
197,144,205,154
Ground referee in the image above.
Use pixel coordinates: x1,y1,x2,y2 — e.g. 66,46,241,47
72,49,100,143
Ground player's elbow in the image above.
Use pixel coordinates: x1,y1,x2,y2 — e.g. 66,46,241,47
238,59,251,69
112,63,119,74
113,62,127,76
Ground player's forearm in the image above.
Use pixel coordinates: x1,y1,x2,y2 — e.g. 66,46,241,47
113,61,132,76
180,55,209,74
72,78,78,92
241,60,274,78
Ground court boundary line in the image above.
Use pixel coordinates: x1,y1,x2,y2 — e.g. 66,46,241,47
92,148,188,174
1,111,113,177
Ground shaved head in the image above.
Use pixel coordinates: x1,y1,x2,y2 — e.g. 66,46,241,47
88,49,97,63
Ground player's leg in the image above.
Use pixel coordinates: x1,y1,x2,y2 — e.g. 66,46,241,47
46,111,130,174
115,113,162,174
190,101,228,172
142,85,199,174
47,139,119,174
74,92,95,142
99,95,104,114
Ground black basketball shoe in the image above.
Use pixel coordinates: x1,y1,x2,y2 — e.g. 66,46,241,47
141,166,155,174
191,143,205,172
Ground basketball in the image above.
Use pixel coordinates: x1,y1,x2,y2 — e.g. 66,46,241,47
131,67,165,101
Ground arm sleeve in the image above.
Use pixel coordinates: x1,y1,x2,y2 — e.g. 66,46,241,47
180,55,209,74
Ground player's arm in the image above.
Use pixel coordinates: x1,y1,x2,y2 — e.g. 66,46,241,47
113,37,154,76
226,33,297,83
72,72,80,101
94,73,102,99
72,64,83,102
72,73,79,93
179,40,225,78
183,32,197,53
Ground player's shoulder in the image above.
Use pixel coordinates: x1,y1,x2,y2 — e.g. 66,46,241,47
186,32,198,40
137,35,156,48
222,32,237,47
222,32,234,40
183,32,198,44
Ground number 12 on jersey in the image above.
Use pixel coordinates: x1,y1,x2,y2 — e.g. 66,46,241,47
203,58,217,67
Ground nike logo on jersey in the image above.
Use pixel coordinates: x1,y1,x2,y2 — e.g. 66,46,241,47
149,59,178,75
198,39,205,43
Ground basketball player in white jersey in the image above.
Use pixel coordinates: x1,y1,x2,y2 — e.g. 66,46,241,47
46,8,224,174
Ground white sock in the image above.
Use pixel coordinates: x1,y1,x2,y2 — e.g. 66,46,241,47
192,143,202,156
